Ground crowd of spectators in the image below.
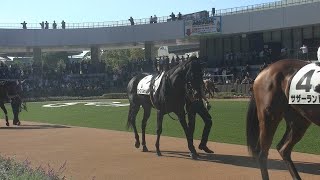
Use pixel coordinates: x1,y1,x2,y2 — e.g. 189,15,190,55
21,20,66,29
1,44,318,98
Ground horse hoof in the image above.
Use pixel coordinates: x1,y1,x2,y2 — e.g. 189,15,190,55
6,122,9,127
13,121,21,126
192,151,199,157
142,146,149,152
190,153,198,160
156,151,162,156
135,141,140,148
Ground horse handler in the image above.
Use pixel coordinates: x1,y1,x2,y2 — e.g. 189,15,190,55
186,81,214,153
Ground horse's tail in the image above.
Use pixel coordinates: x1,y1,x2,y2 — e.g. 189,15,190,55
246,96,260,157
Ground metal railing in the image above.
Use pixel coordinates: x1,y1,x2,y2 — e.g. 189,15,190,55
0,0,319,29
214,0,320,16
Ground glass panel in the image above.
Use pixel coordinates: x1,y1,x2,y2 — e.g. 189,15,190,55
314,25,320,38
263,32,271,42
272,30,281,42
303,26,313,39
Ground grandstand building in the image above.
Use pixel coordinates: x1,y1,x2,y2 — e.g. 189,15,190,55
0,0,318,68
198,0,320,67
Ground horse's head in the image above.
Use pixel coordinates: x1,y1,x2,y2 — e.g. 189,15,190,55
185,56,205,94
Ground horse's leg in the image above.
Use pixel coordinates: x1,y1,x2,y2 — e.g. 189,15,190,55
205,88,211,99
277,108,311,180
155,110,164,156
141,105,151,152
211,87,215,97
0,102,9,126
276,119,291,151
256,105,283,180
176,109,198,159
209,87,214,98
127,103,141,148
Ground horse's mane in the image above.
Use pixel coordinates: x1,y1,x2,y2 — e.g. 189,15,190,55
164,57,196,76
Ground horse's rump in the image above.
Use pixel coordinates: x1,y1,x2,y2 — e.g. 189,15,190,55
248,59,320,180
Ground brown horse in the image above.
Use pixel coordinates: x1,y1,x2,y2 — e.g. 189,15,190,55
203,79,215,98
246,59,319,180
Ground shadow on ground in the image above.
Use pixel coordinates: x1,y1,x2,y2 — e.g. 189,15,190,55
0,124,71,130
148,150,320,176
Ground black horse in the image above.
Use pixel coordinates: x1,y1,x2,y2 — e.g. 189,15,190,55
0,80,25,126
127,57,204,159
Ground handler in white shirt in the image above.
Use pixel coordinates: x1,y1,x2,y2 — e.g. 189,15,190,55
300,44,308,60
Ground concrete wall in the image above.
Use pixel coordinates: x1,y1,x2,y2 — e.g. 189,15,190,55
0,21,185,47
222,1,320,34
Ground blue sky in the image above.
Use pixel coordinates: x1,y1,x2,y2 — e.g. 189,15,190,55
1,0,277,24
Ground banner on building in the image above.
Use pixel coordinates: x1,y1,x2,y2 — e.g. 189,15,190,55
184,16,221,37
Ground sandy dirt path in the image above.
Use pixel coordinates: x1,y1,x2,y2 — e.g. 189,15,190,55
0,121,319,180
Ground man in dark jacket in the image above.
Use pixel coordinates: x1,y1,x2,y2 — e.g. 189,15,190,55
186,81,214,153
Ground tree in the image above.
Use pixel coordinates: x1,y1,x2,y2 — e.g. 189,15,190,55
42,52,69,70
100,48,144,71
129,48,145,60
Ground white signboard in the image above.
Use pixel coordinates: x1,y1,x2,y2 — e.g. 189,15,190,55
289,63,320,104
185,16,221,37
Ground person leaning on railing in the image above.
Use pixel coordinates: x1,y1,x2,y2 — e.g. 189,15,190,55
153,15,157,23
61,20,66,29
128,17,134,25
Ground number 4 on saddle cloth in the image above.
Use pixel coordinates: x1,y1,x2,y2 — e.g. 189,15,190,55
289,63,320,104
137,72,165,95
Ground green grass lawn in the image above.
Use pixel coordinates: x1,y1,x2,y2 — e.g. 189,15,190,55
5,99,319,155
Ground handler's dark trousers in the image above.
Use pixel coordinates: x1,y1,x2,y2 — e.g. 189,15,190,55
186,100,212,147
11,97,21,124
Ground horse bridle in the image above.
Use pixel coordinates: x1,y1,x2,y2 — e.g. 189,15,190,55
162,74,201,121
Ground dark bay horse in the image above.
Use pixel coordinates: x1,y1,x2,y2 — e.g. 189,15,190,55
127,57,204,159
0,80,25,126
246,59,320,180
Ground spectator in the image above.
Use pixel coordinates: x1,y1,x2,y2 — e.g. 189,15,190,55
170,12,176,21
259,62,268,72
21,21,27,29
241,75,252,84
128,17,134,25
153,15,157,23
45,21,49,29
61,20,66,29
153,58,158,72
300,44,308,60
52,21,57,29
39,21,45,29
280,47,287,59
150,16,153,24
178,12,182,20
